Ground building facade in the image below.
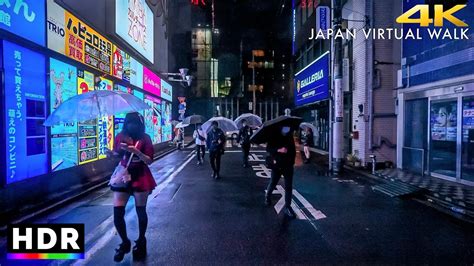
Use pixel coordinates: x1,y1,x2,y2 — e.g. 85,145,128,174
0,0,173,219
397,0,474,185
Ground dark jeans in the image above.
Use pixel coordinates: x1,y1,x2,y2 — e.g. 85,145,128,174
242,143,250,165
266,167,294,207
209,150,222,174
196,145,205,162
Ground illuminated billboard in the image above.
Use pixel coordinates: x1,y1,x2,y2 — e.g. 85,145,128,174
294,52,330,106
50,58,78,171
47,0,112,75
130,56,143,88
143,67,161,97
0,0,46,46
161,80,173,102
116,0,154,63
3,41,48,184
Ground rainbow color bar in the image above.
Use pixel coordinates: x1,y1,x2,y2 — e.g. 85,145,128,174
7,253,84,260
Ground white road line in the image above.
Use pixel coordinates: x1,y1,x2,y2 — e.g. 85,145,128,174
69,152,196,266
292,190,327,220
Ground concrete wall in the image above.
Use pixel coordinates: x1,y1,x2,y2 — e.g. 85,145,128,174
344,0,400,165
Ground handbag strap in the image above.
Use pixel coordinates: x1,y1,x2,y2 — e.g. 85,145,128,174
125,141,140,169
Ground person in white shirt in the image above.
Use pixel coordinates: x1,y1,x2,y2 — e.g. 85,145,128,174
193,123,207,165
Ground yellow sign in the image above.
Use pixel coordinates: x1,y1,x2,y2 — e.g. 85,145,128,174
65,12,113,74
396,5,468,27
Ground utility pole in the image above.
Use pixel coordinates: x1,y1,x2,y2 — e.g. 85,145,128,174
332,0,344,173
252,52,256,115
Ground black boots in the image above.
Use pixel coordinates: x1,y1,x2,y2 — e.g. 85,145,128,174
132,237,147,261
114,240,131,262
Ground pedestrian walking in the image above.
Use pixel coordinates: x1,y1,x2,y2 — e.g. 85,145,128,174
193,123,207,165
110,112,156,262
206,121,226,179
237,119,253,168
301,127,313,164
265,125,297,218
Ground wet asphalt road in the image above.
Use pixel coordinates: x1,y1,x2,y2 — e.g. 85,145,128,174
1,144,473,265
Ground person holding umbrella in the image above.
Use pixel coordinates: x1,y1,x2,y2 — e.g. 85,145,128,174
193,123,207,165
206,121,226,179
237,119,253,168
301,127,314,164
111,112,156,261
251,115,302,219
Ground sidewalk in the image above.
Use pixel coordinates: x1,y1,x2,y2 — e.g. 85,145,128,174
346,165,474,222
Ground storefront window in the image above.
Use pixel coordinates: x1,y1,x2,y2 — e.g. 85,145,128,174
429,99,457,178
462,96,474,182
403,98,428,174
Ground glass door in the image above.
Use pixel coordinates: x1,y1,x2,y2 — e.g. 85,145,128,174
462,96,474,182
429,99,458,178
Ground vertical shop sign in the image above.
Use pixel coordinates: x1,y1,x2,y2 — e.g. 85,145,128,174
3,41,48,184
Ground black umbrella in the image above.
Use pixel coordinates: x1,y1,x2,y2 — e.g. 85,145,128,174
183,115,206,125
250,115,302,144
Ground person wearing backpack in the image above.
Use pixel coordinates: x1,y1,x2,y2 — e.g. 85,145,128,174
193,123,207,165
237,119,253,168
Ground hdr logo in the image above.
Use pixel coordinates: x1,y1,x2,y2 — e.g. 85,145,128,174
7,224,85,260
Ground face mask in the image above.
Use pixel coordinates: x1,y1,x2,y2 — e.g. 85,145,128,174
281,127,291,136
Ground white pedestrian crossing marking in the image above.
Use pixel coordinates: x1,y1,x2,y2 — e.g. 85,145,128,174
252,164,272,178
270,185,326,220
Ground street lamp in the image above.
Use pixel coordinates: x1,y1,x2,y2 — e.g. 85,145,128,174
162,68,194,87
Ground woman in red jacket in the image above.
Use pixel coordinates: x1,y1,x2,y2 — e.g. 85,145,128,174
111,112,156,262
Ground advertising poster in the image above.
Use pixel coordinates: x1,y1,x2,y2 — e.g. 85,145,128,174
178,97,187,121
162,101,172,141
294,52,329,106
50,58,78,171
144,96,155,142
3,41,48,184
431,102,457,142
50,58,78,135
130,57,144,88
77,70,94,94
115,0,154,63
134,90,145,116
64,11,112,74
112,45,124,79
463,98,474,142
144,95,162,144
161,80,173,102
123,52,131,82
114,85,131,136
154,100,162,144
143,67,161,97
78,70,98,164
47,0,65,54
97,78,114,158
0,0,46,46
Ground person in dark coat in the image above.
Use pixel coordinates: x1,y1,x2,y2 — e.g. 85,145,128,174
265,126,297,219
237,119,253,168
301,127,314,164
206,121,226,179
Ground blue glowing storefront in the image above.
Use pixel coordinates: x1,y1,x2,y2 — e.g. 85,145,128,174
0,0,173,187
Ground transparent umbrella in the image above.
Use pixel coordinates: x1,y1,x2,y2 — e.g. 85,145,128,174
202,117,238,133
44,90,150,126
234,113,262,129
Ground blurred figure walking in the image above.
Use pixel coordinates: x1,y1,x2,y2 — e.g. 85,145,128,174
193,123,207,165
301,127,313,164
206,121,226,179
237,119,253,168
